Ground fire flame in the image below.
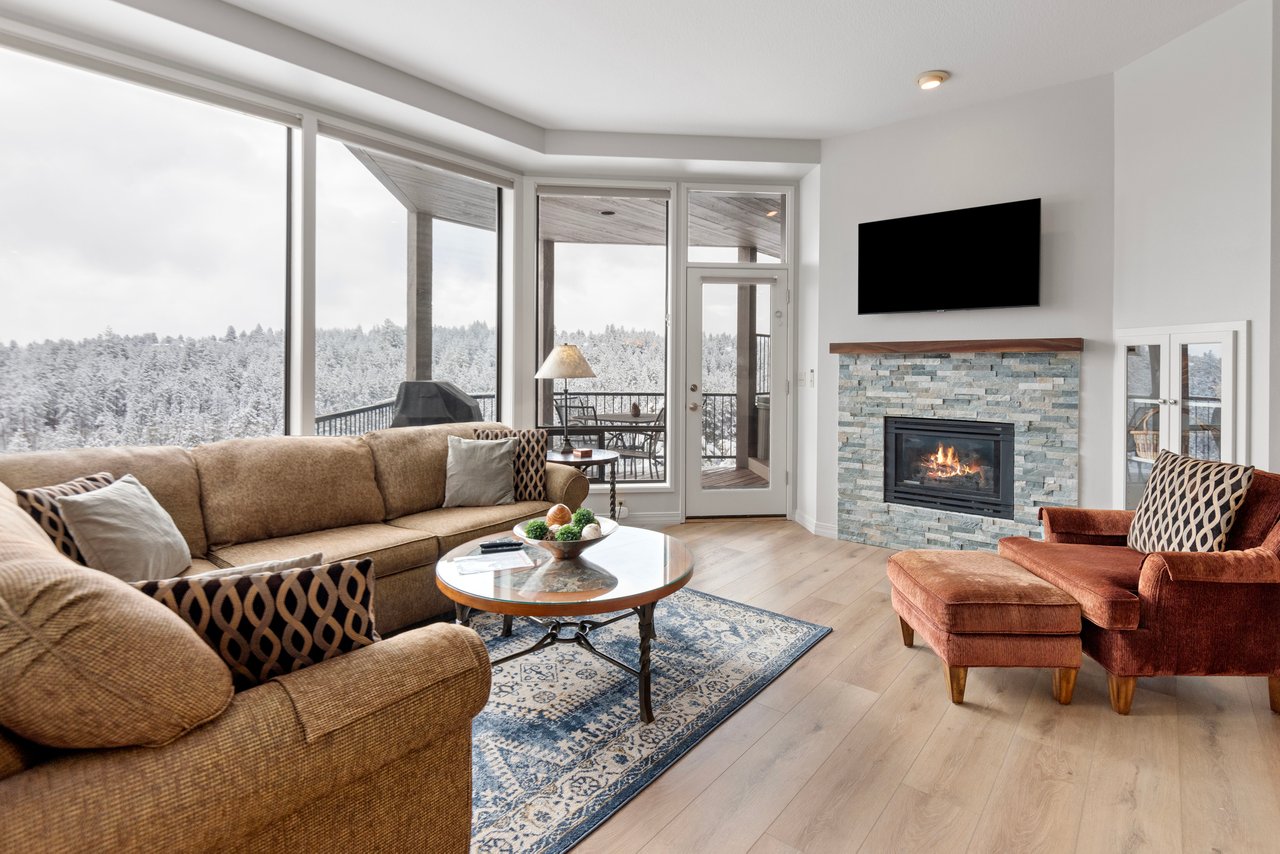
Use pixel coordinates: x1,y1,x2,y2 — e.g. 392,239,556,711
924,443,977,479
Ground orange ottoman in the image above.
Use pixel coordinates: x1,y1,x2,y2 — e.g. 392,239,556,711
887,549,1082,705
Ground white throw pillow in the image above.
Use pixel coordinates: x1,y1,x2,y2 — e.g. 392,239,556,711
191,552,324,578
443,435,517,508
55,474,191,581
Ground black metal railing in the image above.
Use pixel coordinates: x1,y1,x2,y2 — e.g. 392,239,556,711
314,389,744,482
756,333,770,395
314,392,496,436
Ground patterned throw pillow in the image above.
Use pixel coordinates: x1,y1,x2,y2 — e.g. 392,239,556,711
1128,450,1255,553
14,472,115,564
474,427,548,502
132,559,379,690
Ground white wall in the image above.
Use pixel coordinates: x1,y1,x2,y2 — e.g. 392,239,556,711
795,166,823,533
804,76,1117,532
1114,0,1274,469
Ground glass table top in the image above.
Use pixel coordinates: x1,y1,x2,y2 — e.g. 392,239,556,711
436,525,693,610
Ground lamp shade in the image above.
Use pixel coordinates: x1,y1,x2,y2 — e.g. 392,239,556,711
535,343,596,379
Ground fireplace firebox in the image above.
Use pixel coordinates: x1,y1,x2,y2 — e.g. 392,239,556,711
884,417,1015,519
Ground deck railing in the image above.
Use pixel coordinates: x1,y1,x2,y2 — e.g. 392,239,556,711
314,392,496,436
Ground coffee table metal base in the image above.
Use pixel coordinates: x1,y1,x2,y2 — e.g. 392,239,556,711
456,602,657,723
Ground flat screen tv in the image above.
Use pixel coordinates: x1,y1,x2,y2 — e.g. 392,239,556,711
857,198,1040,314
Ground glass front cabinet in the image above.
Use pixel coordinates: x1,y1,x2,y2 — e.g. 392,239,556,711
1114,324,1244,509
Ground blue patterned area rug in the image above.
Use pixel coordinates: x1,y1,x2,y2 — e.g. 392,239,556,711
468,588,831,854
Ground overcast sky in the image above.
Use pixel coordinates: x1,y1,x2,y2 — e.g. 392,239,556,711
0,46,671,347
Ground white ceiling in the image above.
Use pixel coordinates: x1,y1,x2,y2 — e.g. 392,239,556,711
218,0,1242,139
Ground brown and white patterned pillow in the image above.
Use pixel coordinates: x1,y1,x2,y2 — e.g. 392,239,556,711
1128,450,1255,553
132,559,379,689
14,472,116,564
474,427,548,502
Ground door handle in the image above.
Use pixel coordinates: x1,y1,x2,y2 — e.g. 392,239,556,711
688,402,700,412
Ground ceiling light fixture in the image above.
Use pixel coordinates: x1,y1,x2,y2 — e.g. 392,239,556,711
917,70,950,91
765,210,779,218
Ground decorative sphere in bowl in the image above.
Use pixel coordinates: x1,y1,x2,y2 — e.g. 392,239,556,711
513,516,619,560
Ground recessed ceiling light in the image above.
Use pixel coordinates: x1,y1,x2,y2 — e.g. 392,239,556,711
600,210,616,216
917,70,950,91
765,210,779,218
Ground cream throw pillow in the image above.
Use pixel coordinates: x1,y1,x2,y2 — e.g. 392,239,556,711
192,552,324,578
56,474,190,581
443,435,517,507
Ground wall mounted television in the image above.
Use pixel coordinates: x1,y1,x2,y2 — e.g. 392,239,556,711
857,198,1041,315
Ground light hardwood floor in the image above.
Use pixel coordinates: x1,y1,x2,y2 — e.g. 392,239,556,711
576,519,1280,854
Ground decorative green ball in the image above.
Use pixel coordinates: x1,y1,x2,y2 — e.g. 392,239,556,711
571,507,596,528
555,525,582,542
524,520,550,540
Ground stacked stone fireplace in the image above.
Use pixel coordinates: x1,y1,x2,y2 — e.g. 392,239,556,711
833,340,1081,550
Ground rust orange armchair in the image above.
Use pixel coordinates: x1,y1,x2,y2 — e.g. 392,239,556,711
998,470,1280,714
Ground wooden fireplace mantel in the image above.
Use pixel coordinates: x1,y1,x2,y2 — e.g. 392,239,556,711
828,337,1084,355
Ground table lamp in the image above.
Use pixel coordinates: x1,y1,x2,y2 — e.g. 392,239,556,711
535,343,596,454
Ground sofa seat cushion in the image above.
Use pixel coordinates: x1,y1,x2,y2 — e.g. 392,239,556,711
182,558,223,576
389,501,553,553
194,436,386,548
210,524,437,580
887,549,1080,635
998,537,1145,630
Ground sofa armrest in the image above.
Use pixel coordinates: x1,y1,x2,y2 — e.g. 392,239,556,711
1140,547,1280,587
0,623,491,851
547,461,590,508
1039,507,1134,545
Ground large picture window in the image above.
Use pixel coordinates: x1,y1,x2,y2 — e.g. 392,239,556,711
0,47,287,452
536,189,670,482
314,140,500,435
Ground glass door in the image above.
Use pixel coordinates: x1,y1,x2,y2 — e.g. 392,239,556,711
1116,327,1238,509
685,270,788,516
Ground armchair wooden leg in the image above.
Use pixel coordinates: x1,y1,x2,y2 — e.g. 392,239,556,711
1052,668,1079,705
947,665,968,704
1269,676,1280,714
1107,674,1137,715
898,616,914,648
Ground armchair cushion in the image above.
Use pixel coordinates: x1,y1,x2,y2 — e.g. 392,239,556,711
1127,450,1254,553
998,537,1145,630
132,559,379,690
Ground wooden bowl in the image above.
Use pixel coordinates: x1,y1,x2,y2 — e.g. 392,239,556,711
513,516,619,560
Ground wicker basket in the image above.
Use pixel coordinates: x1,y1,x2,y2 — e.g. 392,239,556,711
1130,407,1159,460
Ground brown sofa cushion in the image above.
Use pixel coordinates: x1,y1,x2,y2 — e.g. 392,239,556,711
388,501,554,553
363,422,507,519
0,537,233,748
886,549,1079,635
998,537,1145,630
13,471,115,564
1227,469,1280,553
194,436,386,548
133,559,379,690
210,524,438,580
0,445,208,556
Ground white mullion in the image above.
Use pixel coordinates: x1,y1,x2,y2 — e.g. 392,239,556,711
289,114,317,435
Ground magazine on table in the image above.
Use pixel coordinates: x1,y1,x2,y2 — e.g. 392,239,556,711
453,550,535,574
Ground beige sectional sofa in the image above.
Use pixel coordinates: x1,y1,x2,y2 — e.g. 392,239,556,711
0,421,589,632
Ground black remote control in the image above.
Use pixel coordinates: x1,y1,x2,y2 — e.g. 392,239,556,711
480,539,524,552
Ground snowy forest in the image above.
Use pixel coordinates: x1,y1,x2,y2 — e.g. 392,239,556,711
0,322,744,452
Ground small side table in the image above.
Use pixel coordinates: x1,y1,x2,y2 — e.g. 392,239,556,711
547,448,620,519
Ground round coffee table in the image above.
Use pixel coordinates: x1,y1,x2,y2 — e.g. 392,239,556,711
436,525,694,723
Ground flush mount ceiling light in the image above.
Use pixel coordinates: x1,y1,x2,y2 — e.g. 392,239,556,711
917,70,950,91
765,210,779,218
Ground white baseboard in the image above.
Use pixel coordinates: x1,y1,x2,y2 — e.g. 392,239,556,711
624,511,685,530
794,510,837,539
